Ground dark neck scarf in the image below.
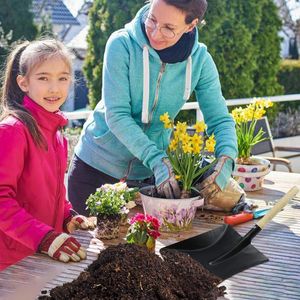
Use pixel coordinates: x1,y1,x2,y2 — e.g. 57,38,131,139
141,21,195,64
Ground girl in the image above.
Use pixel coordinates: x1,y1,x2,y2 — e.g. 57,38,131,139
68,0,242,214
0,39,94,271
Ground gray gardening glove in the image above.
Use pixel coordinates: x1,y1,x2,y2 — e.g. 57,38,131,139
153,158,181,199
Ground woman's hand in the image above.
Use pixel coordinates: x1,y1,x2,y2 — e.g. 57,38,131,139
153,158,181,199
195,156,245,211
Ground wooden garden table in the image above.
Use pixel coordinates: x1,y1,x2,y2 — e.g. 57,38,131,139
1,171,300,300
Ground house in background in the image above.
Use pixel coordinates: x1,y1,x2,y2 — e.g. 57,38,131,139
275,0,300,58
31,0,80,39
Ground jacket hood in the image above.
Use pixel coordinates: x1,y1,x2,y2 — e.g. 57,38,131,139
23,95,68,131
125,4,200,60
125,4,199,123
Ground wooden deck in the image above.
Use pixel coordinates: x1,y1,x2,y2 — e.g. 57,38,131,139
1,171,300,300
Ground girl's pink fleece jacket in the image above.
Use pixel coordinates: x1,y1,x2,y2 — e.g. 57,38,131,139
0,96,72,271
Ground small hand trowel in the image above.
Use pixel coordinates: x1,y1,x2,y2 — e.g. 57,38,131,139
224,207,271,226
160,186,299,280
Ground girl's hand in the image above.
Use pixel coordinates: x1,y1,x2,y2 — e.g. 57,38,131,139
65,215,97,234
39,231,86,263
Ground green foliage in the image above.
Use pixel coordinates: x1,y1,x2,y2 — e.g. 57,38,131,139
0,0,37,40
84,0,143,108
200,0,282,99
36,14,55,38
0,0,37,70
252,0,283,97
278,59,300,94
86,182,138,216
277,59,300,112
86,189,126,216
0,24,12,71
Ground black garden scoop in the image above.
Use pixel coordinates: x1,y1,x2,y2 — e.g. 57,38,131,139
161,186,299,280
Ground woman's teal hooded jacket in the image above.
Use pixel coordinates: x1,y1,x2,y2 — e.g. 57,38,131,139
75,5,237,185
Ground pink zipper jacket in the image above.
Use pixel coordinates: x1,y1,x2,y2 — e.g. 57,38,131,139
0,96,72,271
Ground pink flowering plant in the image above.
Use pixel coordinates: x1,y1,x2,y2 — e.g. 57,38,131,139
126,213,160,252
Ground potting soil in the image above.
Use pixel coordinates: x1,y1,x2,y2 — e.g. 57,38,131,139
39,243,225,300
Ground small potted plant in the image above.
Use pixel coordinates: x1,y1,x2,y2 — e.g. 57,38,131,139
159,113,215,198
231,98,273,191
86,182,137,239
126,213,160,252
139,113,215,232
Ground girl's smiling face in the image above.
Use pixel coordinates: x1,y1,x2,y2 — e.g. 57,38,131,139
145,0,198,50
17,57,71,112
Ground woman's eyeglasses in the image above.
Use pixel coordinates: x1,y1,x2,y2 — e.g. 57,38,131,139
145,17,179,39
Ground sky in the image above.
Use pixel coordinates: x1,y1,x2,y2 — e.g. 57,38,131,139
63,0,84,17
289,0,300,21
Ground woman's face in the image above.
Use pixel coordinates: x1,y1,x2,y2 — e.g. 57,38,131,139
145,0,198,50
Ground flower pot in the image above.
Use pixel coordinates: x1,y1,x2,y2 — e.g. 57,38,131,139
139,186,204,233
120,212,129,226
96,214,121,240
232,156,271,191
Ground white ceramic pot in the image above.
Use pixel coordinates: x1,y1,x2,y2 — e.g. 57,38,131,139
232,156,271,191
139,186,204,232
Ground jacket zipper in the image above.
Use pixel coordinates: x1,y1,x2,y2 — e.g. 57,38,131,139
54,134,62,218
123,62,166,179
148,62,166,126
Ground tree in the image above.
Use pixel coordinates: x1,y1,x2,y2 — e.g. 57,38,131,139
0,0,37,69
200,0,283,99
252,0,284,97
84,0,143,108
0,0,37,40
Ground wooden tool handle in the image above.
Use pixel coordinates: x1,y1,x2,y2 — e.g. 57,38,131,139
257,186,299,229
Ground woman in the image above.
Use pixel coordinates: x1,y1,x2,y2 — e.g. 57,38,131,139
68,0,240,215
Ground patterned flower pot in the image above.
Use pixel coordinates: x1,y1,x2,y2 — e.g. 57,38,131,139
96,214,121,240
139,186,203,232
232,156,271,191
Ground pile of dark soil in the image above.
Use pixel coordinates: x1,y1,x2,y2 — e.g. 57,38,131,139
39,244,225,300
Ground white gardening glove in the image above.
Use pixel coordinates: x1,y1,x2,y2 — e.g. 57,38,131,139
64,215,97,234
39,231,86,263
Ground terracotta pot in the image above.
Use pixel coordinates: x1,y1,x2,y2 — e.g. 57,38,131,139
139,186,203,233
232,156,271,191
96,214,121,240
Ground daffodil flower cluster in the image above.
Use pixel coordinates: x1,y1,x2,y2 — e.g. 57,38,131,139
160,112,215,196
231,98,273,162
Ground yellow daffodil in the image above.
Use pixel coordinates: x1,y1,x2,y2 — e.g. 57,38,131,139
230,98,273,160
205,134,216,153
169,139,178,151
160,112,173,128
176,121,188,134
159,112,215,195
193,121,206,133
180,133,190,144
182,143,193,154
